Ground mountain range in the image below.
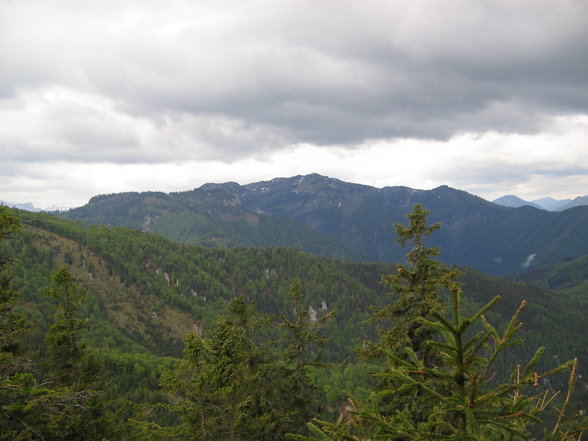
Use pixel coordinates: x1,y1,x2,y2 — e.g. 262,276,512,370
58,173,588,275
492,194,588,211
5,181,588,427
1,200,43,211
0,200,68,212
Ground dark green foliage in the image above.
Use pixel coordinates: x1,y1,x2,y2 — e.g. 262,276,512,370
280,279,332,431
0,207,57,441
0,207,25,368
0,209,79,441
371,204,457,359
159,317,264,440
135,296,314,441
43,265,106,441
0,206,35,440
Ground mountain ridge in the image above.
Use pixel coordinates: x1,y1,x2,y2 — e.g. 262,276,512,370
493,195,542,209
493,194,586,211
58,174,588,275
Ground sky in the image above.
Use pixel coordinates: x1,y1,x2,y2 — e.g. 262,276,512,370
1,0,588,209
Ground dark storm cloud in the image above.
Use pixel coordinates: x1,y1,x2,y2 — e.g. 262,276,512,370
125,1,586,147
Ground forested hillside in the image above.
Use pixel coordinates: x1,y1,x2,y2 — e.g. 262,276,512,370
12,208,588,366
60,174,588,275
59,188,366,261
2,206,587,439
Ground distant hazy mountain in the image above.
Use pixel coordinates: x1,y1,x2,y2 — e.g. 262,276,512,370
493,195,586,211
61,173,588,276
0,200,42,211
0,200,71,212
492,195,541,209
531,197,572,211
557,195,588,211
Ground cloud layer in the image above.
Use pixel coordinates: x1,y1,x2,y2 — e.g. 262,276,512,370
1,0,588,207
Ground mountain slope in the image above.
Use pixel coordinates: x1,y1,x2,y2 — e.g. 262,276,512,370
507,252,588,291
9,209,587,374
532,197,572,211
14,210,388,359
208,174,588,275
558,195,588,211
4,206,586,419
60,188,366,261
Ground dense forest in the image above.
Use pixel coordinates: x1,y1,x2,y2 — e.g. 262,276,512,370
1,204,587,440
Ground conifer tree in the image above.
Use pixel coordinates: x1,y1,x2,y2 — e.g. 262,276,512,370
0,207,44,440
43,265,106,441
136,296,286,441
292,204,586,441
370,203,458,362
363,204,461,422
0,208,68,441
45,266,90,385
280,278,332,433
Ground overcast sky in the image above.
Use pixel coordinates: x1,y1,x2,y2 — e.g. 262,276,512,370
2,0,588,208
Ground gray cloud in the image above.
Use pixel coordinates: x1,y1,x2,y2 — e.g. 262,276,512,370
2,0,587,164
432,154,588,202
2,0,588,208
